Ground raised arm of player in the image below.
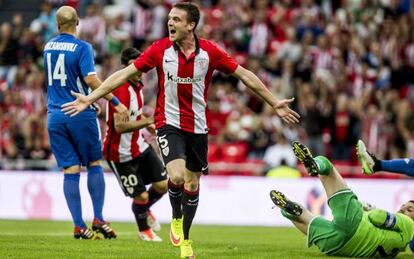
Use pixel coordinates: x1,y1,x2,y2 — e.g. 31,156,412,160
85,74,129,119
231,65,300,124
62,64,140,116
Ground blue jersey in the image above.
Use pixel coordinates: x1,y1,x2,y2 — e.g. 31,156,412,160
44,33,97,123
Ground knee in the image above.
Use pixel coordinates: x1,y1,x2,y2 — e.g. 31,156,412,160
134,191,149,203
88,160,101,168
64,165,80,174
184,180,199,192
166,159,186,184
169,175,184,185
152,180,168,194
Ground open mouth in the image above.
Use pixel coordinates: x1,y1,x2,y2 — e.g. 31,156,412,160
169,29,176,36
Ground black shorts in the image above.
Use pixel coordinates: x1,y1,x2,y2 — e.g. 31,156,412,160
156,125,208,174
107,146,167,198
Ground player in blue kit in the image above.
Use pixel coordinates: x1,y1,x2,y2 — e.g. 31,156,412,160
357,139,414,177
44,6,127,239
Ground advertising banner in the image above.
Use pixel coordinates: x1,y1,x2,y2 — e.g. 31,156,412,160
0,171,412,226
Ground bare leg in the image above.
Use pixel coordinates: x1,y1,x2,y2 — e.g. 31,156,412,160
270,190,316,235
290,207,315,235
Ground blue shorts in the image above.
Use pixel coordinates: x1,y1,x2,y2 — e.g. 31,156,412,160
48,119,102,168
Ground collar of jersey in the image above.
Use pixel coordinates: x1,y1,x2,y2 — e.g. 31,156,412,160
59,33,75,38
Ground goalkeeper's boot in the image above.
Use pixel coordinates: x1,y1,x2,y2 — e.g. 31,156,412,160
270,190,302,220
356,139,379,175
180,239,195,259
292,141,319,176
147,210,161,232
170,217,184,247
92,218,117,239
138,228,162,242
73,227,100,240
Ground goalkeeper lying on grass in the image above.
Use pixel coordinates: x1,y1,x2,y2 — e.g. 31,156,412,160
270,141,414,258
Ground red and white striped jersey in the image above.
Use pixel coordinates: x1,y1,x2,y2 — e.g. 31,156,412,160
133,37,239,134
311,47,335,71
103,82,149,163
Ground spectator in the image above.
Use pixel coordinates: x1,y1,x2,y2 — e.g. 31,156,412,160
78,4,106,58
263,133,297,171
37,2,57,42
0,22,19,88
131,0,151,50
1,0,414,173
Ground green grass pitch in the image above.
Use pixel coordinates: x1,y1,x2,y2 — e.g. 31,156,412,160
0,220,411,258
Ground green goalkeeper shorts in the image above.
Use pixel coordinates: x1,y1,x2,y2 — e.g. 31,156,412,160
307,189,363,255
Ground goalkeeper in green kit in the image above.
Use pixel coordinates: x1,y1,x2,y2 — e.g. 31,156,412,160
270,141,414,258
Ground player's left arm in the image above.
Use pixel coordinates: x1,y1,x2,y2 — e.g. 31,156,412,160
231,66,300,124
368,209,414,235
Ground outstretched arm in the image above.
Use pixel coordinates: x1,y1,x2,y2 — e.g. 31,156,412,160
62,64,140,116
231,65,300,124
85,74,128,119
85,74,117,102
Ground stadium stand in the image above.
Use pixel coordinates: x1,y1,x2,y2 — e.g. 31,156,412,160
0,0,413,179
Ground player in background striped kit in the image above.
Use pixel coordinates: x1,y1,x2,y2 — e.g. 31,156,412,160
103,47,167,242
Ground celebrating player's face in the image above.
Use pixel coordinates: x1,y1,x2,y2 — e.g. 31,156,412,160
399,201,414,220
167,8,193,42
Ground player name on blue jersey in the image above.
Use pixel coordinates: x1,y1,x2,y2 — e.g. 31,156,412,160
44,42,78,52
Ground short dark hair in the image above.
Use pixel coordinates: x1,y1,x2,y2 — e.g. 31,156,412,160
120,47,141,66
173,2,200,31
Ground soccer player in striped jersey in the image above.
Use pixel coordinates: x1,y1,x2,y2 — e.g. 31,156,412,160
271,141,414,257
62,2,300,257
357,139,414,177
44,6,128,239
103,47,167,242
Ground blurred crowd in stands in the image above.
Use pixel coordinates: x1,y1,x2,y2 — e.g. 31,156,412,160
1,0,414,176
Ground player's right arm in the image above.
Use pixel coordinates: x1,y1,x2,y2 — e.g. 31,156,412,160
85,73,129,120
62,64,140,116
109,86,154,134
85,73,115,102
62,40,161,117
114,113,154,133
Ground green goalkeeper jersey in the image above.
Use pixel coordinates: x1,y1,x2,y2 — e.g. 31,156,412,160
336,211,414,257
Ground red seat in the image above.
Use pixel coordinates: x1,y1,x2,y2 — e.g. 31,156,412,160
221,143,248,163
207,143,221,162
